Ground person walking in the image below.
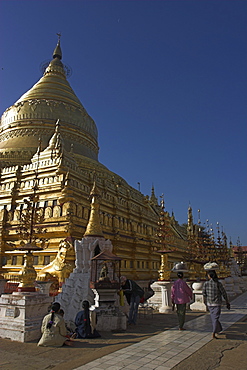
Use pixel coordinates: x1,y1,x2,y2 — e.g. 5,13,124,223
203,270,230,338
38,302,73,347
120,276,144,325
171,272,193,330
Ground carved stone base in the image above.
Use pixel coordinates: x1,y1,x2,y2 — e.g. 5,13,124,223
148,281,172,313
92,288,118,307
93,306,127,332
91,287,126,331
0,291,51,342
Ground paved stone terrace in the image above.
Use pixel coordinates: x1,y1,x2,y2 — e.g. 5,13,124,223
74,291,247,370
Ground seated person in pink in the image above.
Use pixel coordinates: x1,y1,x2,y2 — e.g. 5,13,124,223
171,272,193,330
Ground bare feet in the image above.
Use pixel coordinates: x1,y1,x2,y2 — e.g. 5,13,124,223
65,340,74,346
212,333,218,339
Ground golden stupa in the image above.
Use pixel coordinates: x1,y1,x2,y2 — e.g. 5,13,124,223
0,38,98,165
0,38,188,286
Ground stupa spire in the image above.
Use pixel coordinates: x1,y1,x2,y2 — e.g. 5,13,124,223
187,204,193,237
43,119,63,156
150,184,158,205
84,181,104,237
0,37,99,166
53,33,62,60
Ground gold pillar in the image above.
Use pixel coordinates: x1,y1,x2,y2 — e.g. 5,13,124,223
188,262,197,280
158,252,171,281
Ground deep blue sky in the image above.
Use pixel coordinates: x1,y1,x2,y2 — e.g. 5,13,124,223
0,0,246,245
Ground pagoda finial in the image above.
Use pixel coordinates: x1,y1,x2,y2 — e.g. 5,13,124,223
150,184,158,205
84,181,104,237
160,193,165,210
216,221,221,245
187,204,193,237
53,33,62,60
210,224,215,243
197,209,201,235
42,119,63,158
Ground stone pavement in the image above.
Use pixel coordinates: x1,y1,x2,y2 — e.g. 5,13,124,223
0,292,246,370
74,291,247,370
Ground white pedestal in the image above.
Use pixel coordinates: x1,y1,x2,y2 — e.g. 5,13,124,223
190,281,207,312
92,288,118,307
0,291,51,342
148,282,162,309
148,281,173,312
92,288,127,331
158,281,173,313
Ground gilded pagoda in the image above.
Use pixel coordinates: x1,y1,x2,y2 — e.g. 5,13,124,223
0,38,189,283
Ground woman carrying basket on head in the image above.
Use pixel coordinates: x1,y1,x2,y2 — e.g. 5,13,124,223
203,270,230,339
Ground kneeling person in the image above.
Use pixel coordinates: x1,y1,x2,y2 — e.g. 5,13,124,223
75,300,100,339
38,302,72,347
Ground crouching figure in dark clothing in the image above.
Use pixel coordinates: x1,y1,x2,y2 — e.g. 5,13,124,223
120,275,144,325
74,300,101,339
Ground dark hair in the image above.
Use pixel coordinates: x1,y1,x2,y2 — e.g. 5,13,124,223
59,309,64,316
46,302,61,329
208,270,218,282
177,272,183,278
82,300,90,310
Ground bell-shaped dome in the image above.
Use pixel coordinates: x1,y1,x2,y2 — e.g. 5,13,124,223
0,39,99,167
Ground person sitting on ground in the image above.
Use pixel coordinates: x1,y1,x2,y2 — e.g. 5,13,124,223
171,272,193,331
74,300,101,339
37,302,73,347
58,309,76,338
120,275,144,325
